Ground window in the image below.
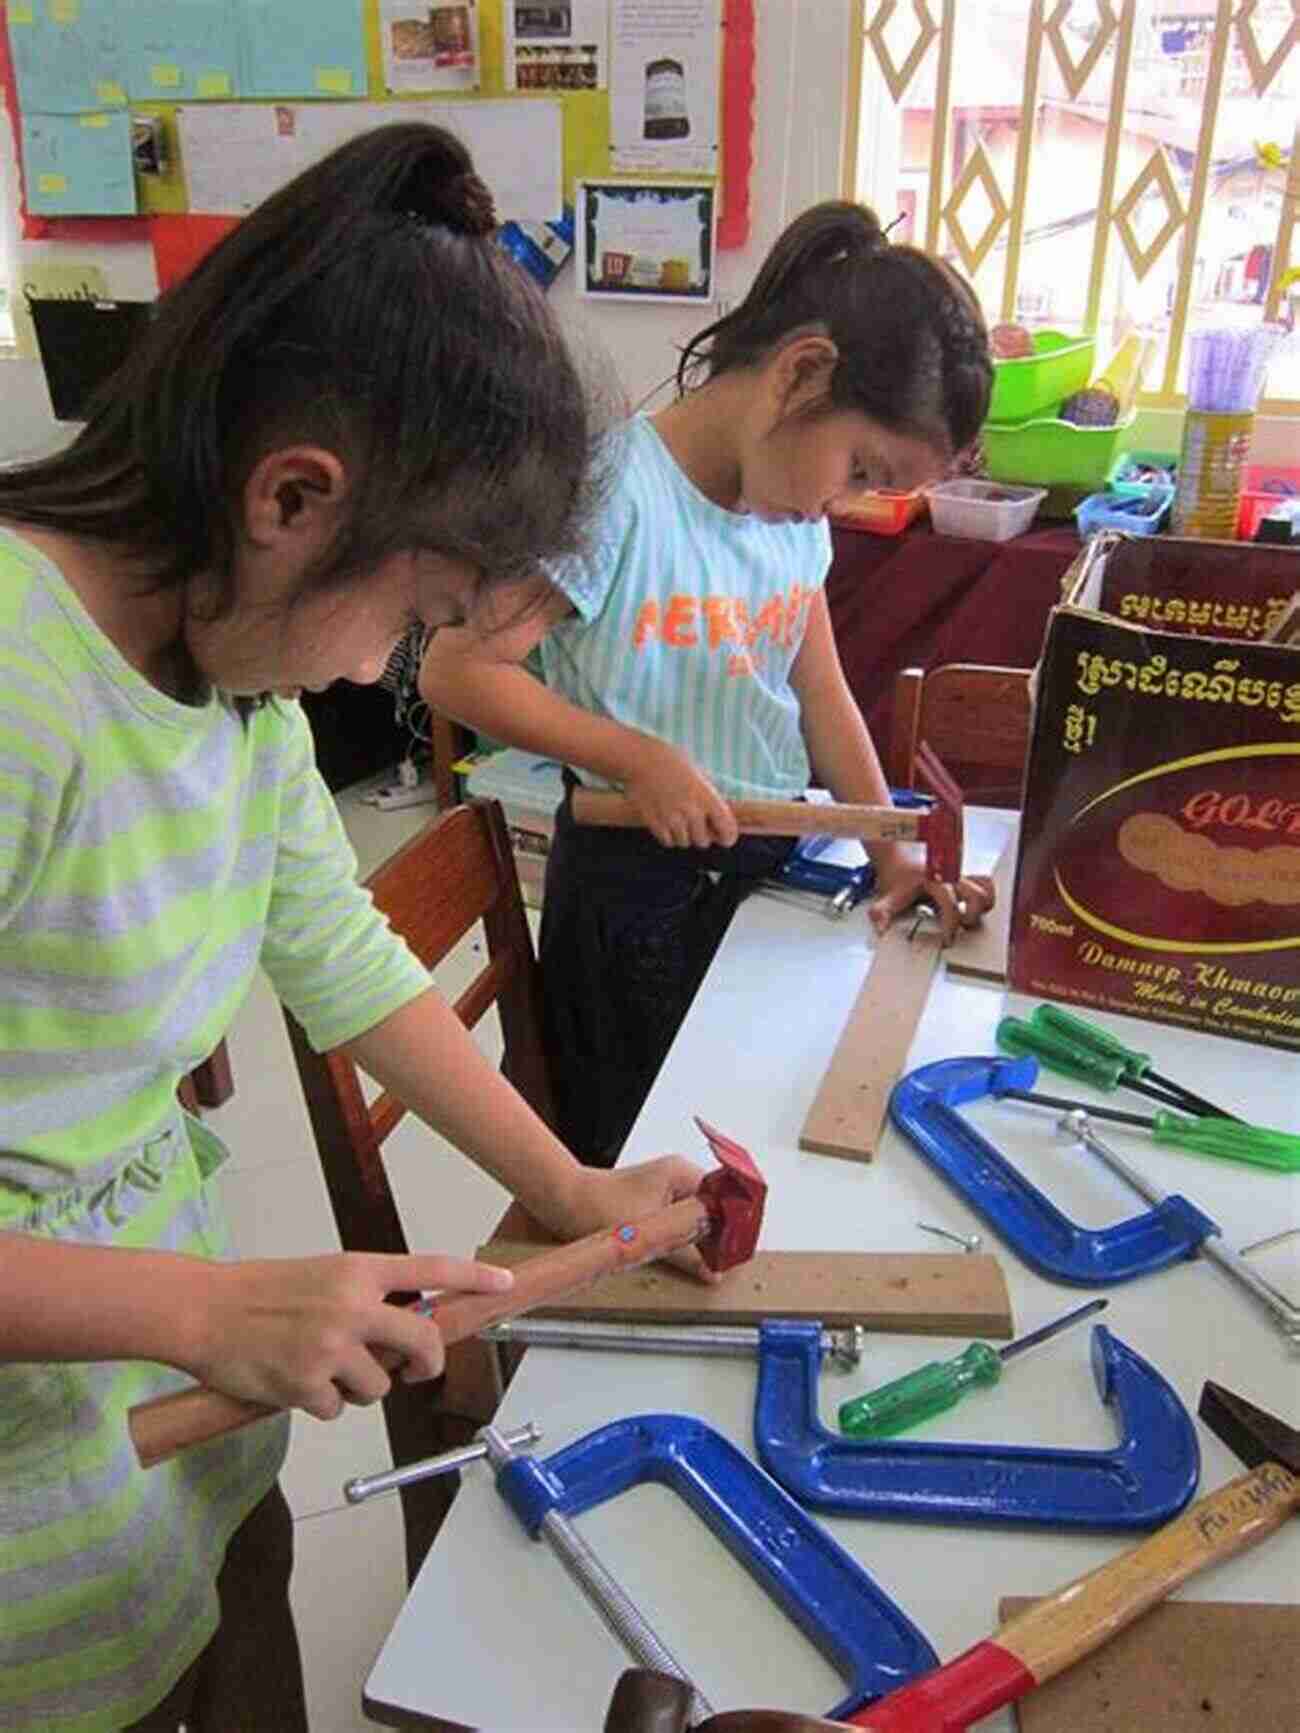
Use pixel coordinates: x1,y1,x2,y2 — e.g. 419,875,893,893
846,1,1299,409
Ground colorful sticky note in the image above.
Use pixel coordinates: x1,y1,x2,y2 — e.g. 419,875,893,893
79,112,110,128
22,109,137,216
239,0,366,99
6,0,128,113
122,2,240,102
195,71,232,97
96,80,127,104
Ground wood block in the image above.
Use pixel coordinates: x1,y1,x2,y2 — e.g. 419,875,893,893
999,1598,1300,1731
476,1245,1013,1338
799,927,943,1161
946,837,1014,984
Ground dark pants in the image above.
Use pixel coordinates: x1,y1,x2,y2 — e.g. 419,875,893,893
540,780,794,1165
124,1484,308,1732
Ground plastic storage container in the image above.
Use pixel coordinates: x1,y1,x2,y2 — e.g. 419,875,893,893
924,478,1046,541
1236,464,1300,541
832,487,926,535
1074,485,1173,539
987,330,1096,424
1107,449,1178,498
982,409,1136,489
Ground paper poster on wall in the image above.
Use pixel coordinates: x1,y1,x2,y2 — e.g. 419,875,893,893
576,180,714,303
609,0,719,175
379,0,480,93
21,109,137,215
8,258,110,361
122,0,241,102
178,100,562,221
5,0,128,115
504,2,606,94
239,0,366,99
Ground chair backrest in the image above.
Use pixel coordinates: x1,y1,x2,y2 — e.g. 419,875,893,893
888,663,1034,810
284,797,554,1261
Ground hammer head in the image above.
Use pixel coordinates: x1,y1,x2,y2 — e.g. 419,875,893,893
1198,1381,1300,1476
694,1117,767,1273
913,743,964,886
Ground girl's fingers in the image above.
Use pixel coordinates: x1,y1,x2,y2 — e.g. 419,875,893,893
299,1382,346,1423
374,1253,515,1300
369,1304,447,1383
333,1348,395,1407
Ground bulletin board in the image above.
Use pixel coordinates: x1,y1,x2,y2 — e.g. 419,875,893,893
1,0,753,286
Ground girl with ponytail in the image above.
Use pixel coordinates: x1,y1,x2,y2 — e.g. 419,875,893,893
422,201,998,1167
0,124,713,1730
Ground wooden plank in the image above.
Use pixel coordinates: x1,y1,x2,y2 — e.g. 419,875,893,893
946,837,1015,984
476,1245,1014,1339
1001,1598,1300,1732
798,926,943,1161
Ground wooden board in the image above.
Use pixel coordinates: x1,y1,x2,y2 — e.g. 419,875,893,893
1000,1598,1300,1731
798,927,943,1161
946,836,1015,984
475,1244,1014,1338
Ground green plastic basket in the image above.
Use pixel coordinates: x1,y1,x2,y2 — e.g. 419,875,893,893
987,331,1096,424
983,410,1137,490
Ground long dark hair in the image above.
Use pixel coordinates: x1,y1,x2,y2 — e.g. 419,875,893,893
677,202,992,457
0,123,600,622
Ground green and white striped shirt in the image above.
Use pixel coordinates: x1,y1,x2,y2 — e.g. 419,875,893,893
0,528,433,1729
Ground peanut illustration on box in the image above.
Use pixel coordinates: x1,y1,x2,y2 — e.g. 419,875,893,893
1119,811,1300,907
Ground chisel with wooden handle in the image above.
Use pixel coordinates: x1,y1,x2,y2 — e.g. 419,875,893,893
127,1119,764,1470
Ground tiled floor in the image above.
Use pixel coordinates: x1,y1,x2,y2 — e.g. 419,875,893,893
206,775,515,1732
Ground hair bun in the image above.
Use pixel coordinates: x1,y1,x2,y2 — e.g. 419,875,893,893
433,171,497,237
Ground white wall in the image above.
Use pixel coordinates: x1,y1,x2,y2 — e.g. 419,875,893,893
0,0,854,461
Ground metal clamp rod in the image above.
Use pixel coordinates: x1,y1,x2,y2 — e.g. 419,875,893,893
483,1317,866,1371
343,1421,542,1505
1067,1114,1300,1345
479,1426,714,1725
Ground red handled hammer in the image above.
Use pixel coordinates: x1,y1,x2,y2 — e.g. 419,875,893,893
571,743,964,888
128,1119,765,1469
606,1382,1300,1732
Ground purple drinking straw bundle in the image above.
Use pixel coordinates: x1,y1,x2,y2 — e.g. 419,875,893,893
1186,324,1287,412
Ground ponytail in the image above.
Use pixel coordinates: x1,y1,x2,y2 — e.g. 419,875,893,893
678,201,992,456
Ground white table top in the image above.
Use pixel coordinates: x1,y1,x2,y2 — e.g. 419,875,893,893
364,811,1300,1731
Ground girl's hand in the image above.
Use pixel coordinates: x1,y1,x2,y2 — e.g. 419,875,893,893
188,1252,514,1421
866,844,996,945
621,741,739,849
541,1156,723,1284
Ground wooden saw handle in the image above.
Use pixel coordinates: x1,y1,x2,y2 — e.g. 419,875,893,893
127,1196,710,1470
570,788,926,844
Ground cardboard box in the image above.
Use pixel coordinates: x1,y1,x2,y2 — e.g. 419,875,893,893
1009,532,1300,1051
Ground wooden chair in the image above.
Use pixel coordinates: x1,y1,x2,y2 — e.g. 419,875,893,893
888,663,1034,810
282,797,554,1581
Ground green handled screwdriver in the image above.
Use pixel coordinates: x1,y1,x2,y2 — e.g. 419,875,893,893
994,1086,1300,1174
1030,1005,1235,1121
997,1016,1208,1114
837,1298,1108,1439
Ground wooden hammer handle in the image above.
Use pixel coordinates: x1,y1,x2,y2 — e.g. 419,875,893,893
993,1461,1300,1687
570,789,925,844
127,1196,710,1470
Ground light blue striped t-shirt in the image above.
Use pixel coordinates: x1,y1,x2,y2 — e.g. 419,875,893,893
538,415,833,800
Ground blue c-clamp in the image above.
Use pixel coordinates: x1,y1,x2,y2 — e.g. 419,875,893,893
754,1319,1199,1529
495,1413,938,1719
890,1056,1220,1285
